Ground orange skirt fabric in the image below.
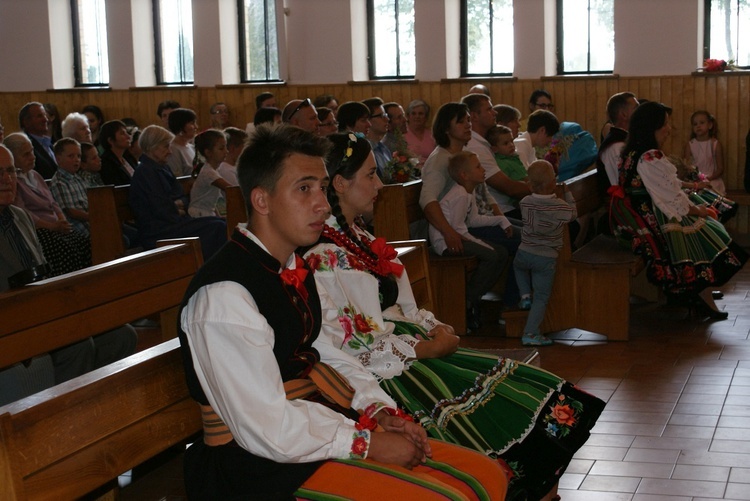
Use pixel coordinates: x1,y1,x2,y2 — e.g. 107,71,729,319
296,439,508,500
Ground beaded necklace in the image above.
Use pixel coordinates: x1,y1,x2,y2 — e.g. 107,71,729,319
321,223,388,277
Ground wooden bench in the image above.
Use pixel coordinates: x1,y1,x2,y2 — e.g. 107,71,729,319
502,169,646,341
0,239,204,500
88,176,246,264
373,180,477,335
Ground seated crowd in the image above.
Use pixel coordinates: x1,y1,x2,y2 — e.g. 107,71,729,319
1,85,745,500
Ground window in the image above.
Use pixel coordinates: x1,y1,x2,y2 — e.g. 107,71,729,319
461,0,514,76
71,0,110,86
556,0,614,74
367,0,416,79
153,0,194,85
238,0,281,82
704,0,749,68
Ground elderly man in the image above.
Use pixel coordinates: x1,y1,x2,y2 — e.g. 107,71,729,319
382,102,407,152
281,98,320,134
19,102,57,179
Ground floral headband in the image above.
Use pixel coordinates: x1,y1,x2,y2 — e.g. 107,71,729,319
340,132,365,167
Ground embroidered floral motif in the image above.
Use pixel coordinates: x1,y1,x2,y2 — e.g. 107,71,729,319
337,304,377,349
543,394,583,439
349,429,370,459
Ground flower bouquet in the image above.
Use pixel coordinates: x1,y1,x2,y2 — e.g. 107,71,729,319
700,58,737,72
383,129,421,184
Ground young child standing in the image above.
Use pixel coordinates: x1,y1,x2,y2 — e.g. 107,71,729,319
684,110,725,195
188,129,232,217
514,160,577,346
428,151,512,330
487,124,527,219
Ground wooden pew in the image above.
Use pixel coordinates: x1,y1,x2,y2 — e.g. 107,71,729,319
88,177,246,265
373,180,477,335
0,239,204,500
502,170,646,341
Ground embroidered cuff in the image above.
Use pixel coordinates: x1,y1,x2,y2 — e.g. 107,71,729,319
349,428,371,460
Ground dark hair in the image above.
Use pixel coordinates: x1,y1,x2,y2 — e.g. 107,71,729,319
121,117,139,128
529,89,552,106
313,94,337,108
527,110,560,135
460,93,491,114
324,132,377,259
18,101,43,129
486,124,512,146
254,107,282,126
689,110,718,139
53,137,80,155
494,104,521,124
99,120,127,151
317,107,333,122
193,129,226,176
336,101,370,132
621,101,673,162
383,102,402,114
255,92,275,109
432,102,470,148
237,124,331,215
223,127,248,148
81,105,104,127
167,108,197,134
606,92,637,124
361,97,384,115
156,100,181,117
44,103,62,141
80,142,98,160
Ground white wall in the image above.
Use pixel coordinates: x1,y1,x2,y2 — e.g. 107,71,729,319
0,0,710,91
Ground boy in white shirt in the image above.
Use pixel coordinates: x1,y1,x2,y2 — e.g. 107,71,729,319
514,110,560,168
429,151,513,330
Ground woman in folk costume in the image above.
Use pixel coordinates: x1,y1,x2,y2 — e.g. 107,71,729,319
609,102,746,319
304,132,606,501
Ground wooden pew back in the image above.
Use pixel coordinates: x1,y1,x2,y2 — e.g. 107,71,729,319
0,239,204,500
89,177,246,264
373,180,423,242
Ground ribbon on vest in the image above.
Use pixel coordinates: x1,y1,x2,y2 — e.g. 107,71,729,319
201,361,357,446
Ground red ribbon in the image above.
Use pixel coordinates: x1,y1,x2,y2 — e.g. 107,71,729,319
607,185,625,199
280,255,309,300
370,238,404,277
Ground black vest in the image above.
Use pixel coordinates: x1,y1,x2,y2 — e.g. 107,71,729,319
596,127,629,198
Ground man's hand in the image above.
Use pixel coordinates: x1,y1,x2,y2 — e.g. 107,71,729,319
377,414,432,459
443,228,464,255
368,431,428,469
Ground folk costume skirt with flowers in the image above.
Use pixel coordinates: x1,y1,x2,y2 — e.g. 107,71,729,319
380,321,605,501
610,188,747,294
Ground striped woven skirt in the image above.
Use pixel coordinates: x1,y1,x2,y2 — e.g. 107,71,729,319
379,321,606,501
610,193,747,293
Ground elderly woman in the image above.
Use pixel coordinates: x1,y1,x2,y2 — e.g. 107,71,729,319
610,101,747,319
128,125,226,260
99,120,137,186
3,133,91,275
61,112,93,144
404,99,436,165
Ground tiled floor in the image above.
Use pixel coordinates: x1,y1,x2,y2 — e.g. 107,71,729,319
122,266,750,500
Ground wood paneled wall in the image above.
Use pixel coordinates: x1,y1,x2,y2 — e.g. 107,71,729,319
1,74,749,236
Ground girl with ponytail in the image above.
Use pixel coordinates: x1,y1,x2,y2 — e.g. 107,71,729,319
188,129,232,217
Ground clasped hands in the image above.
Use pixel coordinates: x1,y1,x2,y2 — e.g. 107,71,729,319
368,412,432,469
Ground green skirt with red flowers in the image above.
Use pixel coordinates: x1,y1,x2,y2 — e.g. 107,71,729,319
380,321,606,501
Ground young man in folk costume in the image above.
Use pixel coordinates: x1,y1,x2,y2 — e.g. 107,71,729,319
177,124,508,500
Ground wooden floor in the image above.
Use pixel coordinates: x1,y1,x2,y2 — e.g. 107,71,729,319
121,265,750,501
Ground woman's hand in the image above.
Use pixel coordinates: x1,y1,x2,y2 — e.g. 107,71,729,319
414,324,459,359
51,218,72,233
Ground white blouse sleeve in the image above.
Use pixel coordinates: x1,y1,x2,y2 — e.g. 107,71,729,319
637,150,692,220
181,281,361,462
